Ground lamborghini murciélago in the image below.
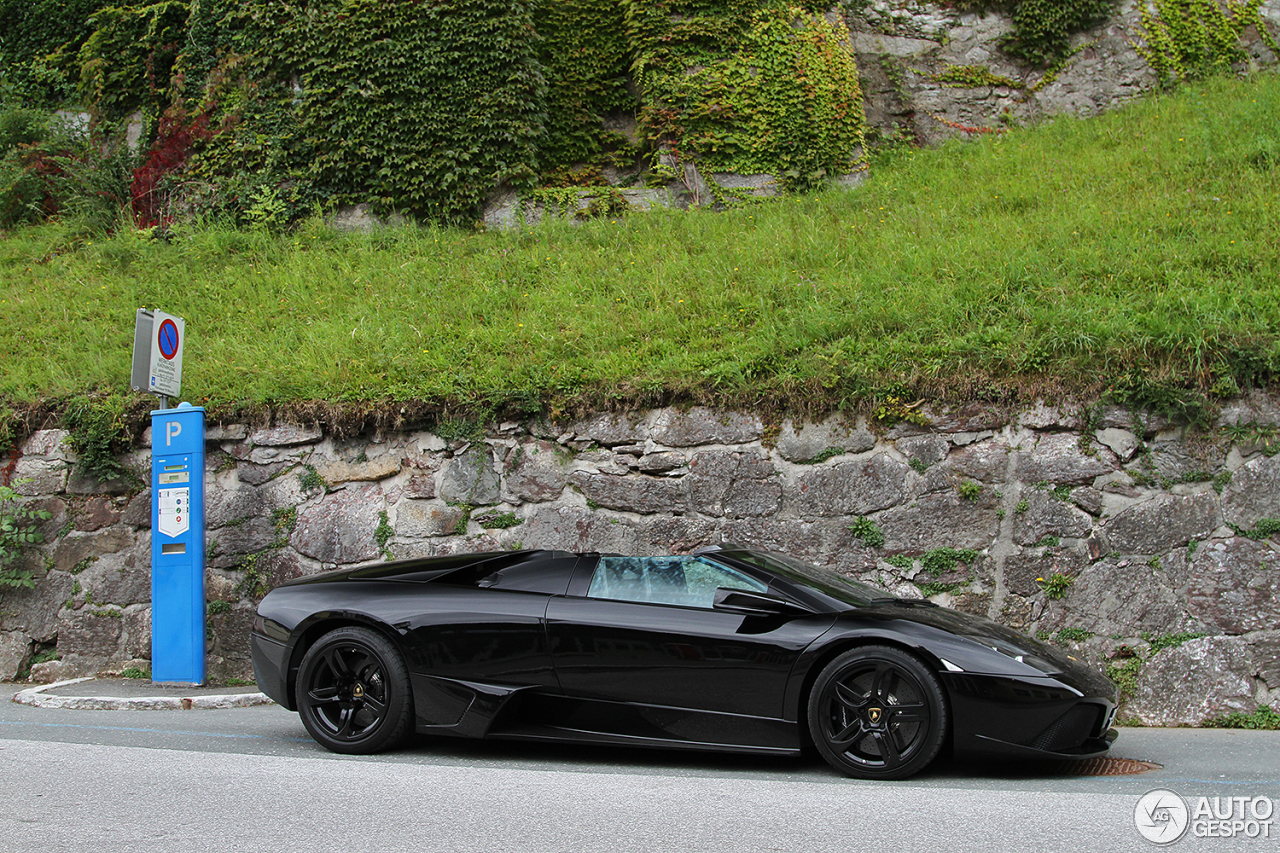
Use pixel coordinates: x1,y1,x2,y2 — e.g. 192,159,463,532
250,545,1117,779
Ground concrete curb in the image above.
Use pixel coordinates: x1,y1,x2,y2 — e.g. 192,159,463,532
12,677,274,711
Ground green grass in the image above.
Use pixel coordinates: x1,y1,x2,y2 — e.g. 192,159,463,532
3,73,1280,425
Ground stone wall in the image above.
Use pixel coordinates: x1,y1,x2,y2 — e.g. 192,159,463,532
4,396,1280,725
470,1,1280,227
848,0,1280,146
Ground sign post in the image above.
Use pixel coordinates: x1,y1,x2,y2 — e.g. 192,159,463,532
133,308,203,684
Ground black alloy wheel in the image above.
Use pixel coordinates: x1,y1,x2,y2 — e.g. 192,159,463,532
296,626,414,754
808,645,947,780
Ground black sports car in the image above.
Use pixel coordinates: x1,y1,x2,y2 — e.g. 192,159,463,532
251,546,1118,779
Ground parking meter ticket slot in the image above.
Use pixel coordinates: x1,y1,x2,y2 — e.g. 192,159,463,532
158,487,190,538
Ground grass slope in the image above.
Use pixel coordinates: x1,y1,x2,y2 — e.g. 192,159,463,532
2,73,1279,426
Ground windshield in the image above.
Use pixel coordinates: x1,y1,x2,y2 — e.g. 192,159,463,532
713,549,893,608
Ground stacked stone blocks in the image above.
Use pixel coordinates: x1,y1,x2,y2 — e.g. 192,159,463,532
2,396,1278,725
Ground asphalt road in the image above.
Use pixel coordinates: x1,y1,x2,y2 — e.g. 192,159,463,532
1,692,1276,853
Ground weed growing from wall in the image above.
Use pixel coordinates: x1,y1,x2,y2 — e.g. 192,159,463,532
375,510,393,559
1203,705,1280,729
932,65,1021,88
62,393,136,484
0,483,52,590
1035,572,1073,598
478,511,522,530
848,516,886,548
912,547,978,595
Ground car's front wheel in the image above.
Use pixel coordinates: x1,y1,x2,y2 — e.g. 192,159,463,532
296,626,414,754
808,645,947,780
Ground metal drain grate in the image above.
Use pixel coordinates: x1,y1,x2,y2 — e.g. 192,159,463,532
1052,757,1163,776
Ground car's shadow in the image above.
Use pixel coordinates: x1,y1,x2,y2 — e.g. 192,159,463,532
394,734,1149,782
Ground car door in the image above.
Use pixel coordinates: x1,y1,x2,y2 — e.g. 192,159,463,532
545,555,833,723
398,551,581,729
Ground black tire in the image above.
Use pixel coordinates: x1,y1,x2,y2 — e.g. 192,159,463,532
807,645,947,780
296,626,414,754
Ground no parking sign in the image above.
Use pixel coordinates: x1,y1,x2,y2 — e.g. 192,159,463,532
130,308,185,398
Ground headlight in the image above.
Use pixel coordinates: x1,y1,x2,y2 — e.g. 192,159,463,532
982,636,1062,675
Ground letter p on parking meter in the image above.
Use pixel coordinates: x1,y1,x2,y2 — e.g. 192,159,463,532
150,402,205,684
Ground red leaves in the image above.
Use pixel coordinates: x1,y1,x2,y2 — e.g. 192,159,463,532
130,108,212,227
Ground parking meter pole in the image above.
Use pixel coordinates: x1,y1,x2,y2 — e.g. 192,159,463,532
149,403,206,685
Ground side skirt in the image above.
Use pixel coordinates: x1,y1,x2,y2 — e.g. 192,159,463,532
409,673,801,755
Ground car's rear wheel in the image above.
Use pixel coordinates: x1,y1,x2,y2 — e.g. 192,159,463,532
808,645,947,780
296,626,413,754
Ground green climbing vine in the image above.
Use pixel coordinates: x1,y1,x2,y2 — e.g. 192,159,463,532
0,0,112,105
3,0,871,224
0,484,52,591
533,0,636,179
1135,0,1279,84
631,0,866,189
76,1,190,124
951,0,1116,67
258,0,545,223
61,392,137,484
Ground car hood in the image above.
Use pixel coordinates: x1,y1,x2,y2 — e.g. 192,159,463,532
860,600,1096,680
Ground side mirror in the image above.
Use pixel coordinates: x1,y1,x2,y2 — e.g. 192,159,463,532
713,587,806,617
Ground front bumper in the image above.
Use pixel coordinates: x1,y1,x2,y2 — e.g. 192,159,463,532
942,670,1118,760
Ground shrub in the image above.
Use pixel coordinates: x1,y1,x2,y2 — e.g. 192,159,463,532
0,151,49,227
0,107,48,155
132,107,210,227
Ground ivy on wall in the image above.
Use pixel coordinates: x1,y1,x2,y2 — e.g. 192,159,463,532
3,0,871,225
151,1,321,228
0,0,113,105
179,56,317,229
951,0,1116,67
532,0,636,179
259,0,546,224
629,0,866,188
1135,0,1279,84
76,1,190,124
180,0,244,80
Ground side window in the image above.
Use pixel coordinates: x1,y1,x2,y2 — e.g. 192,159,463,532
587,556,766,608
681,558,767,606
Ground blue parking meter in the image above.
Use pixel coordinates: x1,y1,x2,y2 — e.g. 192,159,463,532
150,402,206,684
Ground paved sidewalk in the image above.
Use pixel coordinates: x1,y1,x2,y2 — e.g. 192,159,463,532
8,676,273,711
